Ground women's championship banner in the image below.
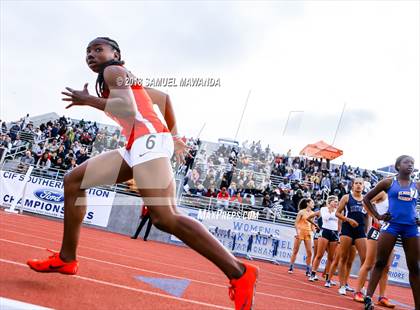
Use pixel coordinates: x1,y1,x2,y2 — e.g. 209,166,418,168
173,206,410,286
0,170,114,227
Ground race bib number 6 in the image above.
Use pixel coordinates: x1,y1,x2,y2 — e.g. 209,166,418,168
146,135,156,150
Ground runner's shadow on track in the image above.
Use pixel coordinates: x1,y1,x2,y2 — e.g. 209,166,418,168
1,279,55,290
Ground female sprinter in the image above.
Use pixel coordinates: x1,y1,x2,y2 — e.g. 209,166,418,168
326,242,357,289
27,37,258,310
353,191,395,308
311,210,323,272
364,155,419,310
307,195,339,282
288,198,316,276
335,178,367,295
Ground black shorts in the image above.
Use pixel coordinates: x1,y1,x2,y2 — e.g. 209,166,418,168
367,227,380,241
340,222,366,240
321,228,339,242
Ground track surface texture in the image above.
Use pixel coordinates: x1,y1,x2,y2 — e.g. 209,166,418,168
0,211,414,310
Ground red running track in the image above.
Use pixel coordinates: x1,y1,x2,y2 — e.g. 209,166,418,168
0,211,414,309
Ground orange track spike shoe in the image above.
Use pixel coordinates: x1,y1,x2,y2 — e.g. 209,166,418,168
27,249,78,275
229,263,259,310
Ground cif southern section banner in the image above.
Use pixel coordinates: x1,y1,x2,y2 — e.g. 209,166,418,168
0,170,114,227
174,205,410,285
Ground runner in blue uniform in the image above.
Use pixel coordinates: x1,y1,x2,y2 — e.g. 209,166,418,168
335,178,367,295
363,155,419,310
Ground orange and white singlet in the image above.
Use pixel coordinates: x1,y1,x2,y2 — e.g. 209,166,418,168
103,83,170,150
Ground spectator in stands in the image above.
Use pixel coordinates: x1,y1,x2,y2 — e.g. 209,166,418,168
23,122,34,133
109,135,119,149
220,174,229,189
92,133,106,153
195,183,206,196
20,114,30,130
50,123,60,138
57,145,67,160
1,135,12,153
72,141,82,154
340,162,348,178
47,138,59,153
281,190,296,213
11,133,24,153
245,179,256,195
184,146,198,172
292,189,304,210
363,176,372,193
290,165,302,181
262,194,274,219
37,151,51,171
227,182,237,196
64,150,75,166
76,147,89,165
336,182,347,199
52,157,66,170
203,173,215,189
1,121,7,134
311,172,322,191
50,152,59,166
17,150,35,172
321,174,331,191
190,168,200,184
68,158,78,170
230,192,243,209
20,150,35,165
242,194,254,207
216,187,230,209
67,127,75,144
205,185,217,198
32,127,43,144
80,130,93,145
9,122,20,141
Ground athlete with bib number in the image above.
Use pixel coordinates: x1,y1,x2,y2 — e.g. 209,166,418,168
363,155,419,310
353,191,395,308
335,178,367,295
26,37,258,310
307,196,339,282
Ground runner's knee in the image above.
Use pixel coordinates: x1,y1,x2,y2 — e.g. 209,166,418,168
406,258,419,276
149,210,176,232
374,258,388,270
64,171,82,192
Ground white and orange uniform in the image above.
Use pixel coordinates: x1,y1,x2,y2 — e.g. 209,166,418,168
103,83,174,167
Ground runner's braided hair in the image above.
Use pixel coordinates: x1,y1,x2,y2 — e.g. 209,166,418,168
94,37,125,97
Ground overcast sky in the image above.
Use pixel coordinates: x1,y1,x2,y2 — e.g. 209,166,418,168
1,1,419,170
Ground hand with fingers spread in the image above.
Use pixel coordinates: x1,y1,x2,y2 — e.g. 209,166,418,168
173,138,190,165
62,83,92,109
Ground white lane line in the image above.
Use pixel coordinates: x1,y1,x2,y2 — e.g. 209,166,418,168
0,258,232,310
0,297,53,310
0,239,358,309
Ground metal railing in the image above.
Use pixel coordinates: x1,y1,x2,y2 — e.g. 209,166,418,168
2,159,418,228
179,194,297,225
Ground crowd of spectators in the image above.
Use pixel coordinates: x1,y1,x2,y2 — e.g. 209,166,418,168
181,139,387,220
1,114,125,175
2,114,403,221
